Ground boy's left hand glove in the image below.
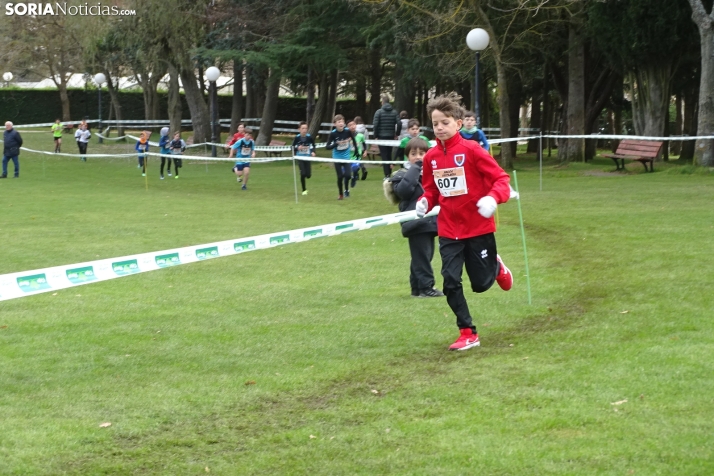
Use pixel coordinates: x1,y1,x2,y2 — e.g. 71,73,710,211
476,196,497,218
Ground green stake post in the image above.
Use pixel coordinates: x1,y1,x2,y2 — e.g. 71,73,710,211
512,170,532,305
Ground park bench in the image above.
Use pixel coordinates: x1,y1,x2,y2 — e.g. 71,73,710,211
366,144,381,161
267,140,286,157
602,139,663,172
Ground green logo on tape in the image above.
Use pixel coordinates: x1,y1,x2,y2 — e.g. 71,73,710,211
156,253,180,268
66,266,96,284
304,229,322,238
270,234,290,245
336,223,356,232
234,240,256,252
113,259,139,276
196,247,219,260
17,273,51,292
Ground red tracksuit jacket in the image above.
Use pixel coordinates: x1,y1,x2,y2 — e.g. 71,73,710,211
419,133,511,240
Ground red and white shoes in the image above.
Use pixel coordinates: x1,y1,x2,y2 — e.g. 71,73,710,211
496,254,513,291
449,328,480,351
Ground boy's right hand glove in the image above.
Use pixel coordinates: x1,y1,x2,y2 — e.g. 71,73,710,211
415,198,428,218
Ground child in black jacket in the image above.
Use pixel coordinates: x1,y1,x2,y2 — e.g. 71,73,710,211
384,137,444,298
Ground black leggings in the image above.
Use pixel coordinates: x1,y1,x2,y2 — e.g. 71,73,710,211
160,156,172,175
298,159,312,191
334,163,351,195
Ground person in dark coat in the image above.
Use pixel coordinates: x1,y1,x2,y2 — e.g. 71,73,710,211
372,95,402,179
2,121,23,178
384,137,443,298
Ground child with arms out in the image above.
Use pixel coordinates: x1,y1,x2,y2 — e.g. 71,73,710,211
231,128,256,190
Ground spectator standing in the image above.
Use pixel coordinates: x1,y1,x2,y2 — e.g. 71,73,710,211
372,95,401,179
1,121,23,178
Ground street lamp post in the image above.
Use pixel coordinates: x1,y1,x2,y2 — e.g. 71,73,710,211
466,28,490,128
206,66,221,158
3,72,12,88
93,73,106,144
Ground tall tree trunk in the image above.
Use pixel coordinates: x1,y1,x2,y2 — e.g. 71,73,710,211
256,69,281,146
167,63,182,135
680,82,699,161
104,71,124,136
495,61,513,169
179,66,211,143
355,75,366,120
394,47,414,116
309,72,329,138
306,66,316,124
245,64,255,119
230,60,244,135
325,69,338,123
58,79,71,122
369,48,381,118
254,67,268,118
527,95,542,153
672,94,683,155
630,64,673,141
687,0,714,166
562,24,586,162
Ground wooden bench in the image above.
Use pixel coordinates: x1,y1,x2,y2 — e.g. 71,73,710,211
267,140,286,157
366,144,381,161
603,139,663,172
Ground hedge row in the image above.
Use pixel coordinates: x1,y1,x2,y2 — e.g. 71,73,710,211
0,89,361,125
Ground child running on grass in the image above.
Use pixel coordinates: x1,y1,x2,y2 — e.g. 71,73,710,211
384,137,444,299
51,119,62,153
74,123,91,162
460,111,490,153
291,121,316,195
347,119,367,188
354,117,369,181
394,118,430,162
169,132,186,179
158,127,173,179
325,114,358,200
136,133,150,177
415,93,513,351
231,127,255,190
227,123,246,158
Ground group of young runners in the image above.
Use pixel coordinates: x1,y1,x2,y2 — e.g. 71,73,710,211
48,94,510,352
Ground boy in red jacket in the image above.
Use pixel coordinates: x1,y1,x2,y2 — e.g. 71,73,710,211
416,93,513,351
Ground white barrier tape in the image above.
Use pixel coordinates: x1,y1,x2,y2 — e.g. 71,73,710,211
543,133,714,141
15,146,137,159
14,120,96,129
0,208,440,302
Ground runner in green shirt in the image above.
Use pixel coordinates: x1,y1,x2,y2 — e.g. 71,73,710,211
51,118,63,153
395,118,430,162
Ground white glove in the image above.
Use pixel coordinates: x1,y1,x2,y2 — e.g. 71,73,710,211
476,195,497,218
415,198,428,218
509,184,520,200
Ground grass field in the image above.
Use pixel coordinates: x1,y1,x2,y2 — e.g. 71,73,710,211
1,130,713,475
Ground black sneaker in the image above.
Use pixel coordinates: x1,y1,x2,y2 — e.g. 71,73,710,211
419,288,445,298
0,175,6,179
350,177,357,188
411,289,419,297
361,170,368,181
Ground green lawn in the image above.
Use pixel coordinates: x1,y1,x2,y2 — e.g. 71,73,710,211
1,130,713,474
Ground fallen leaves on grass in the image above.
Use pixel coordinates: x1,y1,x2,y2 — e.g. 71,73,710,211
245,380,256,386
0,326,7,329
620,310,629,314
309,435,316,439
611,399,627,406
99,422,112,428
371,389,380,395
